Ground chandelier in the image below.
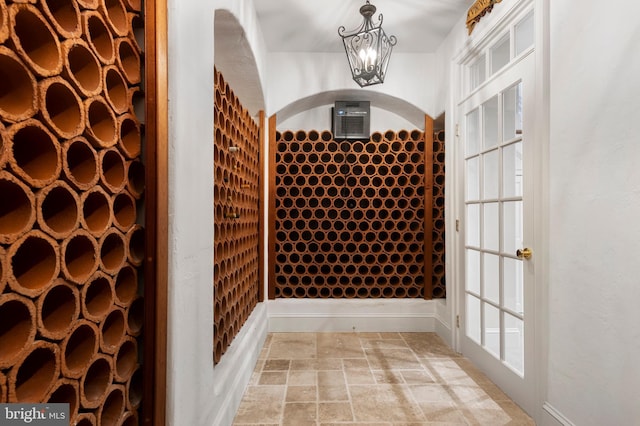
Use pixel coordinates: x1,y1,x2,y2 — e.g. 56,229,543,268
338,1,397,87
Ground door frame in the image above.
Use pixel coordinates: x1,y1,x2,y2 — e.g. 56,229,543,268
449,0,549,419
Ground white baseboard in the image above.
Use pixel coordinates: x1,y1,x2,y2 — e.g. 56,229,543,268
210,302,268,426
268,299,436,332
434,313,454,348
542,402,576,426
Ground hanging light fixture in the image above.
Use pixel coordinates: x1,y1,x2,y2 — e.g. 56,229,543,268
338,1,397,87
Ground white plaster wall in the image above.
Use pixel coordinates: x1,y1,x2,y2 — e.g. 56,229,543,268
166,0,268,424
278,105,418,132
267,52,436,117
166,0,216,423
546,2,640,425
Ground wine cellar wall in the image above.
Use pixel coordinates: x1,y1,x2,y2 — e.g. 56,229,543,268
0,0,145,424
432,129,446,298
213,68,261,364
271,128,446,299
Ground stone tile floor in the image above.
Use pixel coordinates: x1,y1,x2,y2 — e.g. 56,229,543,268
233,332,534,425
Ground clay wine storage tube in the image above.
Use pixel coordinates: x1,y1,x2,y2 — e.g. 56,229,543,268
0,293,37,369
8,4,63,77
0,46,38,122
0,171,36,244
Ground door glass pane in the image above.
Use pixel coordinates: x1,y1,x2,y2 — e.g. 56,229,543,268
483,253,500,304
483,202,499,251
505,313,524,374
503,142,523,197
484,303,501,357
503,83,523,141
466,108,480,155
466,157,480,201
483,149,499,199
466,295,482,343
466,249,481,295
491,34,510,75
469,54,486,91
515,11,534,56
503,200,523,255
503,257,523,313
466,203,480,247
483,96,499,148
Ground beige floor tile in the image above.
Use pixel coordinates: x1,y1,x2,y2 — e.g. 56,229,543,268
401,333,460,359
288,370,317,386
258,371,288,385
291,358,342,371
263,359,291,371
366,348,423,370
373,370,405,384
247,369,261,386
355,332,383,338
269,333,317,359
320,424,391,426
350,384,425,422
455,358,492,383
318,384,350,401
318,402,354,422
317,332,366,358
318,370,346,386
445,384,492,405
233,385,285,424
343,358,370,370
409,384,455,403
461,400,534,425
414,401,468,423
318,370,349,401
285,385,317,402
477,381,511,401
424,359,477,385
401,370,436,385
379,332,403,339
234,424,279,426
282,402,317,426
236,334,531,425
344,367,376,385
361,338,410,349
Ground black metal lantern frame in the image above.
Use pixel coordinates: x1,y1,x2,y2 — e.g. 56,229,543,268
338,1,397,87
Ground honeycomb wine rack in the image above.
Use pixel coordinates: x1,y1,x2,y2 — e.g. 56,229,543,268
0,0,145,424
213,68,261,364
432,129,446,298
270,127,446,299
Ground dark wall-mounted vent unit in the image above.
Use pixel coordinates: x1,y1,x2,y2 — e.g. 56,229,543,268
332,101,370,140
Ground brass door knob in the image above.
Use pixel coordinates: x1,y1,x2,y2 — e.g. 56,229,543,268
516,248,532,259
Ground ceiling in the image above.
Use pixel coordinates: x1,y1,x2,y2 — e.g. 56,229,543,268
253,0,474,53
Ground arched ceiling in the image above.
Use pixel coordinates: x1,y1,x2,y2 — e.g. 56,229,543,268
214,10,265,119
277,90,428,128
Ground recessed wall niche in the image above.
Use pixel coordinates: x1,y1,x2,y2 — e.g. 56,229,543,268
213,67,261,364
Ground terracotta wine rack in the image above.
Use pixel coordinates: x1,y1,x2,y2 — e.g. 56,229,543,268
213,68,261,364
270,127,446,299
432,130,446,298
271,129,426,299
0,0,145,422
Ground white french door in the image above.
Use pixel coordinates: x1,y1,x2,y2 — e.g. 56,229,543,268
458,51,536,413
